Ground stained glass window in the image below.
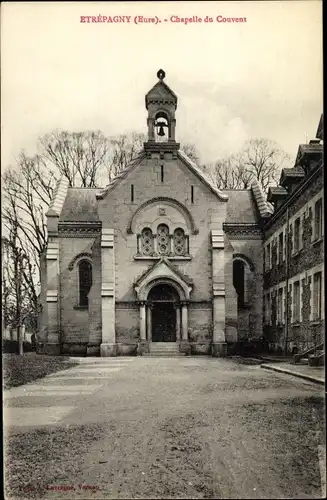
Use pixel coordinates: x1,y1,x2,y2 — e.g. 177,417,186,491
157,224,170,255
173,228,186,256
141,228,154,255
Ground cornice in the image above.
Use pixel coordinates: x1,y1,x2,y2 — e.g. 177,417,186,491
223,223,263,240
58,222,102,238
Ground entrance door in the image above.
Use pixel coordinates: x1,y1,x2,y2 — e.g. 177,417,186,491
152,302,176,342
148,284,179,343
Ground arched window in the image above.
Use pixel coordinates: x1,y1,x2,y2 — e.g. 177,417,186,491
233,260,245,309
157,224,170,255
173,228,186,256
79,260,92,307
141,228,154,255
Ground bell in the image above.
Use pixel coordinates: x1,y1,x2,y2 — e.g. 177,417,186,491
157,125,165,137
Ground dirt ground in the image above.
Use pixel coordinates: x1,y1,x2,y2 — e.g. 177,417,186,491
4,356,325,499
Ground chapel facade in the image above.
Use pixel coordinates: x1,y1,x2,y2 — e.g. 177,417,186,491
38,70,281,357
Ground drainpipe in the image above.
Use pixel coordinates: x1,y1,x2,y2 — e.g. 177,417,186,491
284,206,290,356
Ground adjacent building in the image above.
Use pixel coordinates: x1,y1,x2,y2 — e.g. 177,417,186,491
264,115,324,354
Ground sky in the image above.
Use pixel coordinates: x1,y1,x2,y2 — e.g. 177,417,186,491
1,1,323,167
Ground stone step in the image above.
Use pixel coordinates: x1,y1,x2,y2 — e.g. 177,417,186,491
150,345,180,351
142,353,186,357
150,346,180,351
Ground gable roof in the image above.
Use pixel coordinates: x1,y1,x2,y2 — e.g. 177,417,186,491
224,190,260,224
134,257,193,288
59,188,99,222
97,148,229,202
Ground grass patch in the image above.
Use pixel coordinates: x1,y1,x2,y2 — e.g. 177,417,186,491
3,354,79,390
4,423,105,498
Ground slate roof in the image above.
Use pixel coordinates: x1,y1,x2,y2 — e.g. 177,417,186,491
280,167,305,186
295,143,323,165
145,80,178,109
224,190,260,224
267,186,288,203
59,188,99,222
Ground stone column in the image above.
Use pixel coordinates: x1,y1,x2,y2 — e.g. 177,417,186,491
100,228,117,357
170,119,176,141
175,304,181,341
181,301,188,340
45,241,60,355
169,235,174,255
211,230,227,357
147,118,155,141
137,300,149,355
140,301,146,340
153,234,158,255
180,300,190,354
147,303,152,342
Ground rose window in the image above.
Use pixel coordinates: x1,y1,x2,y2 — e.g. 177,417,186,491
157,224,170,255
141,228,154,255
173,228,186,255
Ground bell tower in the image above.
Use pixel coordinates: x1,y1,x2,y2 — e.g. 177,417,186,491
144,70,180,156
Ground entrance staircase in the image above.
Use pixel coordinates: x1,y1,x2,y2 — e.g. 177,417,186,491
143,342,185,357
292,342,324,367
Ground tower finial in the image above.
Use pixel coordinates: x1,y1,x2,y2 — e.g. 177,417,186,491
157,69,165,81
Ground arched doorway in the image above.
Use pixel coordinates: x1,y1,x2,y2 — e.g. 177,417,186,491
148,284,179,342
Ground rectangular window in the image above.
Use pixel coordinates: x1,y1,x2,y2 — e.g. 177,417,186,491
131,184,134,202
161,165,164,183
267,293,271,324
313,272,322,320
267,243,271,270
293,217,301,253
314,198,323,240
191,186,194,204
278,232,284,263
277,288,283,325
293,281,300,323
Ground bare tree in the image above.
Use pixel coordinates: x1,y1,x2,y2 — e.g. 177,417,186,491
180,142,201,164
38,130,112,187
1,205,38,353
107,133,146,181
203,138,291,193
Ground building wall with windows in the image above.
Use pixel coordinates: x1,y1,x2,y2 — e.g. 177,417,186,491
263,119,324,354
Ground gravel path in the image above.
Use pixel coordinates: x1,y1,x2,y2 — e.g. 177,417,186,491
4,356,325,499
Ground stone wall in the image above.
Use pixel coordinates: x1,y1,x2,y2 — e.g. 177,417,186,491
97,154,227,347
59,236,95,352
